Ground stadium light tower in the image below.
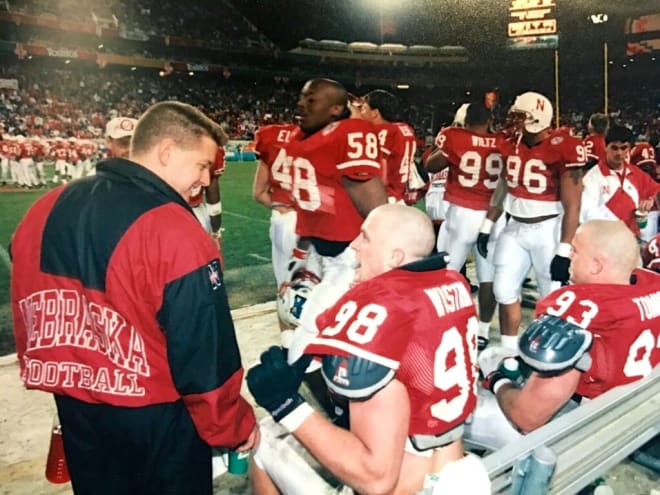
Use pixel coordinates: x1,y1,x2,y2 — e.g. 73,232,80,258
589,13,609,113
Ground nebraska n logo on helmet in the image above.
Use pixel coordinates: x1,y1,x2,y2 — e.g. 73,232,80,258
509,91,553,134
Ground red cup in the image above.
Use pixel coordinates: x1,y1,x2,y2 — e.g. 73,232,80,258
45,424,70,484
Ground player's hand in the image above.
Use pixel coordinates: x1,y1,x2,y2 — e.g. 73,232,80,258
285,247,309,282
246,346,312,423
550,243,572,283
476,218,494,258
476,233,490,258
477,345,509,378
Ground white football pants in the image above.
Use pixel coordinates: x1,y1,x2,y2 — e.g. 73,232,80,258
269,209,298,288
436,204,504,283
492,216,562,304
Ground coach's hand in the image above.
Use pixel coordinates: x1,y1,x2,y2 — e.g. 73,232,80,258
550,243,572,283
247,347,313,429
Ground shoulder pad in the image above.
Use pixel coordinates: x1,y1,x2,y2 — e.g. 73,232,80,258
403,252,449,272
519,314,593,373
321,354,395,401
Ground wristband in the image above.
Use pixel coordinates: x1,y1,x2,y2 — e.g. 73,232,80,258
292,247,308,260
279,401,314,432
555,242,572,258
207,200,222,216
479,218,494,235
492,376,513,395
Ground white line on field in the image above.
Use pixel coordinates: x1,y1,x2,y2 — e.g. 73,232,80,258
0,244,11,270
248,253,271,262
224,211,269,224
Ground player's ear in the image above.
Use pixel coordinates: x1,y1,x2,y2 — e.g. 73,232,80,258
335,104,350,120
590,254,604,276
389,248,405,269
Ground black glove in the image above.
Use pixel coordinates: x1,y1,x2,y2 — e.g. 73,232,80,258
246,346,312,422
550,254,571,283
476,233,490,258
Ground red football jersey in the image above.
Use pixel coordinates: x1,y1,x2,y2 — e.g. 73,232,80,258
499,131,586,217
435,127,503,210
375,122,417,202
254,123,298,206
284,119,382,242
642,234,660,272
31,140,47,160
19,141,35,159
6,141,20,159
583,134,606,163
534,271,660,399
305,266,479,436
188,147,225,208
53,144,69,160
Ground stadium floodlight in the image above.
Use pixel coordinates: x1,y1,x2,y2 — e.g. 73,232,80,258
364,0,400,11
589,13,608,24
396,84,410,89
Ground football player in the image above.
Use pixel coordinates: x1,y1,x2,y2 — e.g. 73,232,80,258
282,79,387,361
477,91,586,353
583,112,609,167
252,120,301,337
467,220,659,449
423,104,469,241
248,204,489,495
358,89,417,204
427,103,505,350
642,233,660,272
189,146,227,261
581,125,660,240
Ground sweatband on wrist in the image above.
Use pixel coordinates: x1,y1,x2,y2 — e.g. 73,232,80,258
479,219,494,235
493,377,513,395
279,402,314,432
207,200,222,216
292,247,308,260
556,242,571,258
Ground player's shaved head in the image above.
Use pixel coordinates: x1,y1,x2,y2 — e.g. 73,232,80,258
570,220,640,284
378,204,436,260
307,78,348,107
351,204,436,283
583,220,639,273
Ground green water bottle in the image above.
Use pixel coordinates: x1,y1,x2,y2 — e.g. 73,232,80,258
500,357,522,382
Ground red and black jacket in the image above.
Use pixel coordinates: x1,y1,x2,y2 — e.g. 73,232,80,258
10,158,255,447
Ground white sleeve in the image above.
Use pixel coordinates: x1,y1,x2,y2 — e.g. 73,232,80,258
579,168,604,223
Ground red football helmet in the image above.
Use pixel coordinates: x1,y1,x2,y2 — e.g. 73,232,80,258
642,234,660,273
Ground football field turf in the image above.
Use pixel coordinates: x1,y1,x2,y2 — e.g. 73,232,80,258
0,160,276,355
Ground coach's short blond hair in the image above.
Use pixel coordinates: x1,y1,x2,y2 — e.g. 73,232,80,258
130,101,228,156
